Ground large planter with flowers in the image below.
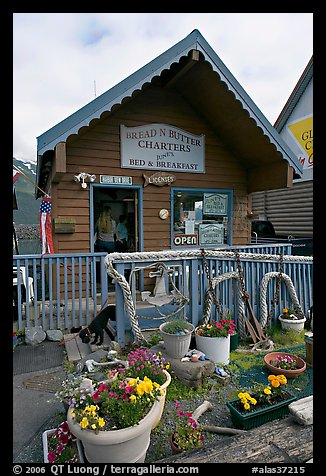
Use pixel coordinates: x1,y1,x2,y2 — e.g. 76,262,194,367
226,392,297,430
67,397,161,463
195,333,230,364
159,319,194,359
226,373,297,430
67,375,163,463
195,318,236,364
152,369,171,429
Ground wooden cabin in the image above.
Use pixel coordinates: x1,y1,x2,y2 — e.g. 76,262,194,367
36,29,303,255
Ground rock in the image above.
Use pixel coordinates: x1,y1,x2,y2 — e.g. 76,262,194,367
46,330,64,341
25,326,46,345
150,343,215,387
288,396,313,425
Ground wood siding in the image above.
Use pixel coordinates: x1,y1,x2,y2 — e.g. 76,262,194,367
251,181,313,237
51,86,252,253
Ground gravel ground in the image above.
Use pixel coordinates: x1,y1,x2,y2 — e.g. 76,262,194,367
145,374,238,462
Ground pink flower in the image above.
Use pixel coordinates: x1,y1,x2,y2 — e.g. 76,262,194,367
48,451,57,463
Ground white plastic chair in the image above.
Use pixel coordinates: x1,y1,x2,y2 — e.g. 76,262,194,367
13,266,34,302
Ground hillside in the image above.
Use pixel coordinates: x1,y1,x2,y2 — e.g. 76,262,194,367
13,158,41,225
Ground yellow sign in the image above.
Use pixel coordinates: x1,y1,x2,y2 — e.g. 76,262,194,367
287,115,313,169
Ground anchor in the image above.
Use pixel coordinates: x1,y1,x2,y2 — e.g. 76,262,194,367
143,263,175,306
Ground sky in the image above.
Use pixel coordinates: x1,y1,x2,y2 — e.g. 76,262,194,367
13,12,313,164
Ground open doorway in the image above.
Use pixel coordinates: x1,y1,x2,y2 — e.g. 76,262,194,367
92,186,139,254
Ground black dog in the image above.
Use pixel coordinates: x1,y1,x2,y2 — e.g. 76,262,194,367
79,304,116,345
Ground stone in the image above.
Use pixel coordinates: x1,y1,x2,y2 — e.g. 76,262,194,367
46,329,64,341
150,343,215,388
25,326,46,345
288,396,313,425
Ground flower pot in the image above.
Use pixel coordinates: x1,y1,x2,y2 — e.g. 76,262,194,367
67,396,162,463
226,392,297,430
264,352,306,379
42,429,84,463
159,322,194,359
278,315,306,332
152,369,171,429
169,432,183,454
195,332,230,364
230,332,239,351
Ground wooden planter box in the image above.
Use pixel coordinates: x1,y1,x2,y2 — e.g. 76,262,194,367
226,394,297,430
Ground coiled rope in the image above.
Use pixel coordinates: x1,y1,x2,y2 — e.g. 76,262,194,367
105,250,312,344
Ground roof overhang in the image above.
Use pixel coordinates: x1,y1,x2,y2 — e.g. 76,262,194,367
36,29,303,194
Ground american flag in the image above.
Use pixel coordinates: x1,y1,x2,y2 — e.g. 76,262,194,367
13,169,20,183
40,196,54,254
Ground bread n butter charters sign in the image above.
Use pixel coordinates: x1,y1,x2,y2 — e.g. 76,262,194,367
120,124,205,173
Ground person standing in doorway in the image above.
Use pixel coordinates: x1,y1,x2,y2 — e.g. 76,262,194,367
94,205,117,253
115,214,128,252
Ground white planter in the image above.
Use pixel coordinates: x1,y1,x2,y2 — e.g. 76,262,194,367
42,429,84,463
67,396,162,463
152,369,171,429
195,332,230,364
159,322,194,359
278,315,306,332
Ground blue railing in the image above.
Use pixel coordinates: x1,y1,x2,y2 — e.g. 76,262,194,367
106,247,312,346
13,253,108,331
13,243,312,348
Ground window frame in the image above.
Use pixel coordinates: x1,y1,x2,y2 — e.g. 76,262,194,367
170,187,233,249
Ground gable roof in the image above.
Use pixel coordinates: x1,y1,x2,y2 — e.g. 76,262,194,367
37,29,303,179
274,56,313,131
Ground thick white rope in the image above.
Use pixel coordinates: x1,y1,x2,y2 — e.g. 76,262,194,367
104,250,312,344
202,271,247,340
105,249,312,263
260,272,305,328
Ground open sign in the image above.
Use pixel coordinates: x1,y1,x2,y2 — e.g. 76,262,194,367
174,234,198,246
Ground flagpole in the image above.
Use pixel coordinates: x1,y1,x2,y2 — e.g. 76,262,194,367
13,164,49,197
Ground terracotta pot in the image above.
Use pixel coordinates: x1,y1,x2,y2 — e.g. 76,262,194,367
169,432,183,454
264,352,306,379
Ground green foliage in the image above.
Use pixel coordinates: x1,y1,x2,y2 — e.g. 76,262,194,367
166,375,212,402
161,318,193,334
266,324,305,347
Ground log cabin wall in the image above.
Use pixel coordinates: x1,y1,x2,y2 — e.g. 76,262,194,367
51,85,250,254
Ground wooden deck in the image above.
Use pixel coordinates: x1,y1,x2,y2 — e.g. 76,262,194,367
156,415,313,463
63,332,114,362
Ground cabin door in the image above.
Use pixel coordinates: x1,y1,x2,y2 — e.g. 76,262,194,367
93,187,139,253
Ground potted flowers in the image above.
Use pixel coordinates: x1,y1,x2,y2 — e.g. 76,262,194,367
226,374,297,430
67,373,163,463
264,352,306,379
43,420,84,463
159,317,194,359
195,318,236,364
121,348,171,428
278,307,306,332
170,401,204,453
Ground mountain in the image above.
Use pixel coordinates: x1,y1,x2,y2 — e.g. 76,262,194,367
13,158,41,224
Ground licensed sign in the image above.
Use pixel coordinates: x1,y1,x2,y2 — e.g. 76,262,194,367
120,124,205,173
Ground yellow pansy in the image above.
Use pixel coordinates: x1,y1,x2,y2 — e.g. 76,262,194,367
80,417,88,428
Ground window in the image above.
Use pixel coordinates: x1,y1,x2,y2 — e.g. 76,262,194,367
172,188,232,248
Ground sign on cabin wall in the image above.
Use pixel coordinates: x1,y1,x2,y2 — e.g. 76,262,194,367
100,175,133,185
287,114,313,171
120,124,205,173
